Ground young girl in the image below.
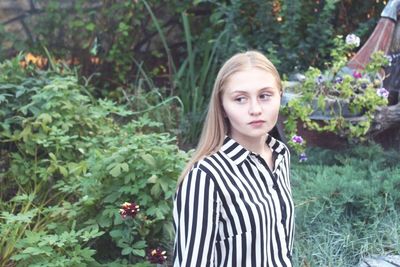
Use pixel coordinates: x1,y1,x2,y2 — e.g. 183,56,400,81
173,51,294,267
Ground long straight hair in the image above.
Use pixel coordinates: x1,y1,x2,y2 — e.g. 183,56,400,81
177,50,282,186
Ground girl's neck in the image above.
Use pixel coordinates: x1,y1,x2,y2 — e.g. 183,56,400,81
231,133,268,155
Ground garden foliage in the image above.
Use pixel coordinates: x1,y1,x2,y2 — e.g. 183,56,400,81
292,145,400,266
0,56,188,266
0,0,387,143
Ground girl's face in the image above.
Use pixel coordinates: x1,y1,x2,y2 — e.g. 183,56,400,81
221,67,281,143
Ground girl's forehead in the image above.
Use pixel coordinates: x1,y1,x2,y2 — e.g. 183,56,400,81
224,68,279,92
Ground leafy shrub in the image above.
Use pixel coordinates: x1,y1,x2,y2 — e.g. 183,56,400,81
0,56,187,265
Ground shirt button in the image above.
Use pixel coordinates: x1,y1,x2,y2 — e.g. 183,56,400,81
273,184,278,190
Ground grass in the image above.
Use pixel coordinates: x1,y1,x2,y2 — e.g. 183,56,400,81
291,143,400,266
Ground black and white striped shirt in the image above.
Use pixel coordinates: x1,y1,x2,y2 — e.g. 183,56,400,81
173,134,294,266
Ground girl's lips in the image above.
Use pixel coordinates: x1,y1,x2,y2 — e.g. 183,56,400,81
249,120,266,126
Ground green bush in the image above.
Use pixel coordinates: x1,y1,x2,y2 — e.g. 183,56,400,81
0,56,187,266
292,144,400,266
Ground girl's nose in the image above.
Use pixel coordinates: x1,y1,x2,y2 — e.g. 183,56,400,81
249,99,262,115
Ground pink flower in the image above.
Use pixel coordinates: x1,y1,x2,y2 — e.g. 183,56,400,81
119,202,140,219
352,71,362,79
376,88,389,98
148,248,167,264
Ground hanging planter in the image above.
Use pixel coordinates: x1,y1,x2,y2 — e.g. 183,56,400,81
309,97,365,120
280,35,390,156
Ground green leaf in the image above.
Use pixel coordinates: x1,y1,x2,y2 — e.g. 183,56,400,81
150,183,161,197
132,240,146,249
109,163,129,177
37,113,52,124
147,174,158,183
97,215,112,228
49,152,57,161
141,154,156,167
59,166,68,177
19,125,32,141
103,191,121,203
109,230,123,239
131,249,145,257
85,22,96,31
21,246,52,256
121,247,133,255
110,164,121,177
79,248,96,260
120,162,129,172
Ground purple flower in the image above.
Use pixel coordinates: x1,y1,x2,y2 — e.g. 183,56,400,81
361,83,367,89
334,76,343,84
291,135,304,144
148,248,167,264
376,88,389,98
299,153,308,162
119,201,140,219
353,71,362,79
315,75,324,85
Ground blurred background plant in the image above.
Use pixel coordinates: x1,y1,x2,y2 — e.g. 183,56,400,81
0,0,388,145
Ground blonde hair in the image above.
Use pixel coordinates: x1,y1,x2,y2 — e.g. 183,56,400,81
177,50,282,186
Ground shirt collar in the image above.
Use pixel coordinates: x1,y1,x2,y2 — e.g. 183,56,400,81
221,134,287,166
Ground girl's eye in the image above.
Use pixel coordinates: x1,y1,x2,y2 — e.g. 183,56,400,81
259,93,272,100
234,96,247,103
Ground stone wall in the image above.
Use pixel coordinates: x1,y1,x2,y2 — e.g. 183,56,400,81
0,0,33,41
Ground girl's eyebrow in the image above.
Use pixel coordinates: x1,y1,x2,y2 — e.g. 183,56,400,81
230,87,277,94
259,86,277,91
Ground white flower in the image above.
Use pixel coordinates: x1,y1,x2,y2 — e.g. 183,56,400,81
345,34,360,47
376,88,389,98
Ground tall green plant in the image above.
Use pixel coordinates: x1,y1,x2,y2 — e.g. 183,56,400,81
140,1,227,143
174,14,226,143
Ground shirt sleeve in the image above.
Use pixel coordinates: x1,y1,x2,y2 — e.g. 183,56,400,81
173,167,220,266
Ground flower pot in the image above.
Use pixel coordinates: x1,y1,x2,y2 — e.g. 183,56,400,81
309,98,364,120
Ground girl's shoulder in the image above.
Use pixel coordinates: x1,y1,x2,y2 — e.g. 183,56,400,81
188,151,222,175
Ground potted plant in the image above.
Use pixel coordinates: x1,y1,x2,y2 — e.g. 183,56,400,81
281,34,390,159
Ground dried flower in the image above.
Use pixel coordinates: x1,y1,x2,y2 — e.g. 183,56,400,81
345,34,360,47
291,135,304,144
376,88,389,98
148,248,167,264
352,71,362,79
119,202,140,219
299,153,308,162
